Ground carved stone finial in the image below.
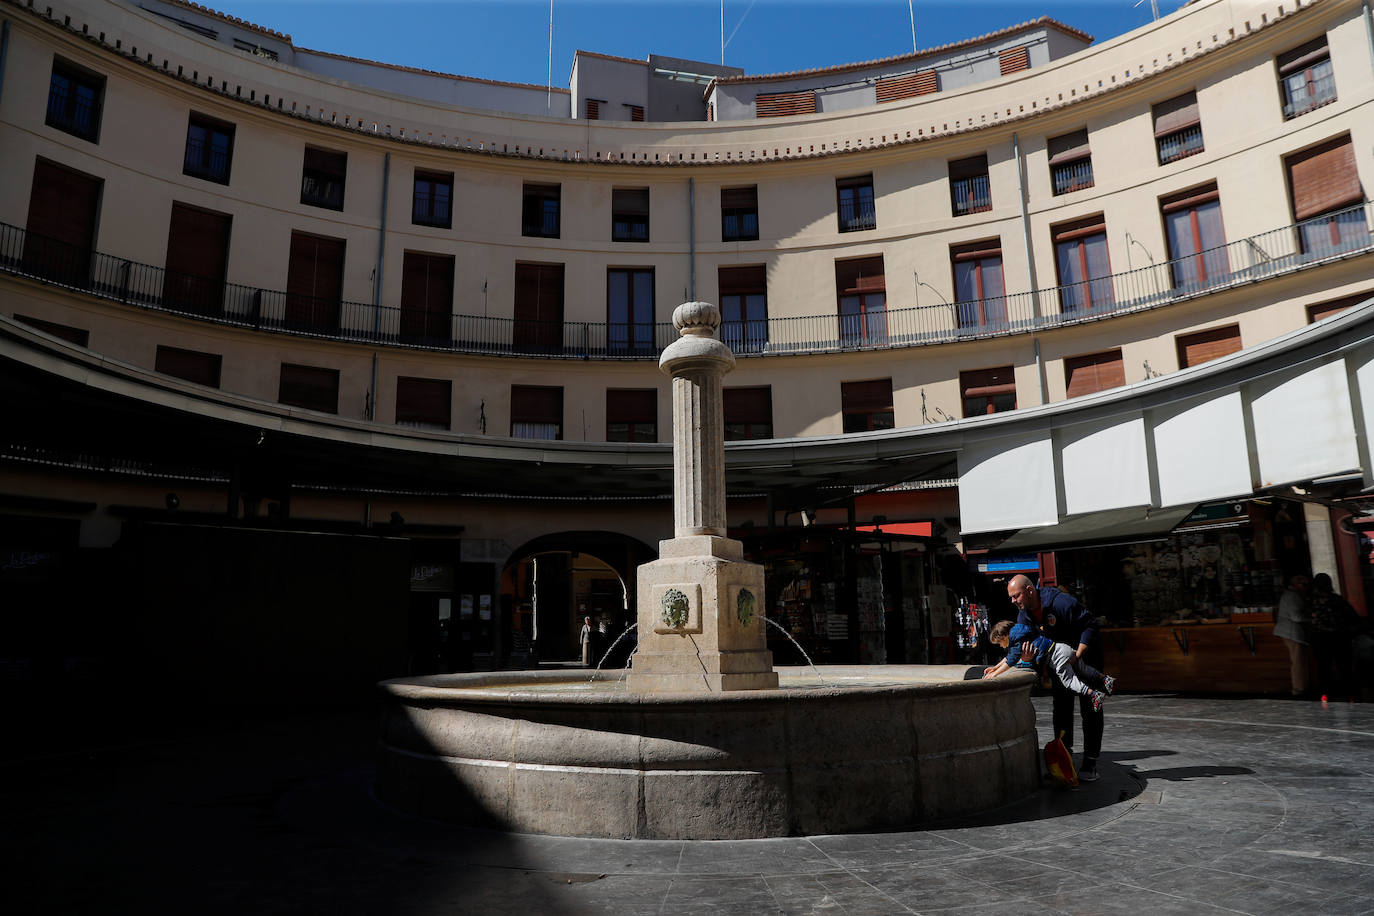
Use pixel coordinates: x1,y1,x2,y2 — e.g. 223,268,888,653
673,301,720,338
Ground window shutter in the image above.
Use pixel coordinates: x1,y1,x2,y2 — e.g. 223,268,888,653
1047,129,1091,166
951,239,1003,262
948,153,989,182
1152,91,1200,138
1277,37,1329,75
396,376,451,428
718,265,766,296
155,345,221,388
1160,183,1220,213
303,146,346,179
613,187,649,216
999,46,1029,75
278,363,340,414
875,69,938,102
607,389,656,424
835,256,885,295
724,386,771,423
1307,292,1368,323
629,104,644,122
585,98,600,119
512,385,563,424
1176,324,1242,368
960,366,1016,400
1052,213,1108,242
841,378,893,411
1287,134,1362,220
15,314,89,347
755,90,816,118
721,186,757,210
1064,349,1125,398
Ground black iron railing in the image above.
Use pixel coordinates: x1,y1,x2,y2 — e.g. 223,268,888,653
2,202,1370,360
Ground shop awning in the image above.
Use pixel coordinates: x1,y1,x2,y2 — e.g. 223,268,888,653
993,503,1198,553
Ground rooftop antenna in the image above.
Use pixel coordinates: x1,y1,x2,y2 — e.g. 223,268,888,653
908,0,917,54
1133,0,1161,21
720,0,725,65
547,0,554,113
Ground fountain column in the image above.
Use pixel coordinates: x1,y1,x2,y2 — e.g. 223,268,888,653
628,302,778,692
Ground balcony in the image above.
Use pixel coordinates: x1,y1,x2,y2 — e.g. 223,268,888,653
950,175,992,217
1051,159,1094,196
1,203,1369,362
1157,124,1205,165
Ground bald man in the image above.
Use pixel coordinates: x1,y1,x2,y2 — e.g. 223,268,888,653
1006,574,1105,782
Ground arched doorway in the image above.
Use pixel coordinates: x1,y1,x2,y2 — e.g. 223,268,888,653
501,531,656,666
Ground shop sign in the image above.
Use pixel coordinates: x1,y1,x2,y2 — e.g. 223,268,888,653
977,555,1040,574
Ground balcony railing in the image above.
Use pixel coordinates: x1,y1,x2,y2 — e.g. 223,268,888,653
951,175,992,216
1157,124,1204,165
1051,159,1094,196
2,203,1369,362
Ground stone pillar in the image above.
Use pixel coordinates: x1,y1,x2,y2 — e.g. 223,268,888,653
628,302,778,692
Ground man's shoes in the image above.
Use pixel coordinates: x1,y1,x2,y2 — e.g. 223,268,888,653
1103,675,1116,696
1079,758,1100,782
1090,690,1106,713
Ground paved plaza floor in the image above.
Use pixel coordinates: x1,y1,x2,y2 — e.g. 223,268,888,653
6,690,1373,915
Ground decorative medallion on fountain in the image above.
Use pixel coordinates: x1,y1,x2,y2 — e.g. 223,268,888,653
736,588,756,627
650,583,702,634
660,588,689,629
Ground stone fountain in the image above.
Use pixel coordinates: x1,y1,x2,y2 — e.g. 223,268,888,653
377,302,1039,839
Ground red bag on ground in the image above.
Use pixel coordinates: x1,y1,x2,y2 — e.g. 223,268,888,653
1043,731,1078,787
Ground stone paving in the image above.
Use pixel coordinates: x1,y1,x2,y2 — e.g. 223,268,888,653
6,692,1373,914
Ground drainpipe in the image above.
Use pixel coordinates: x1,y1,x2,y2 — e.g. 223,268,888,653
0,21,10,104
1012,132,1046,404
1364,0,1374,74
370,152,390,421
688,177,697,300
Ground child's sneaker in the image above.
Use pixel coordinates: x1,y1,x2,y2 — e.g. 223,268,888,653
1090,690,1106,713
1102,675,1116,696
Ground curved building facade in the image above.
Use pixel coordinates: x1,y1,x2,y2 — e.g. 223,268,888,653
2,0,1371,698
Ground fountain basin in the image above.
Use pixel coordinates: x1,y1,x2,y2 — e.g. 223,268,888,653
377,666,1039,839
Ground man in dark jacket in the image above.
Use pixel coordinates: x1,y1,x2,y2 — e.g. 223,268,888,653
1007,573,1105,781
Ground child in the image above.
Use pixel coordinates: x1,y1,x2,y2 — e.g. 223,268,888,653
984,620,1116,712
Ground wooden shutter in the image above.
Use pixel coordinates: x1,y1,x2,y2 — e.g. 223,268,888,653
585,98,600,119
755,90,816,118
719,265,766,296
628,104,644,122
14,314,89,347
1176,324,1242,368
951,239,1002,262
511,385,563,424
612,188,649,216
400,251,454,340
278,363,340,414
1064,349,1125,398
724,386,771,424
721,187,757,210
876,69,937,102
1052,213,1107,243
841,378,893,411
285,231,344,328
948,154,988,182
607,388,656,424
999,46,1029,75
960,366,1016,415
164,202,231,314
1160,182,1220,213
1047,129,1091,166
513,262,564,349
835,256,885,295
1277,37,1329,75
24,158,102,286
1307,292,1369,323
303,147,345,179
155,345,221,387
1287,134,1361,220
395,376,451,428
1153,91,1200,138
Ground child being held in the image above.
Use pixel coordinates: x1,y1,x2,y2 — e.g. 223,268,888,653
983,620,1116,712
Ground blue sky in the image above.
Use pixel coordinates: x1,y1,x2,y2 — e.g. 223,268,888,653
205,0,1191,86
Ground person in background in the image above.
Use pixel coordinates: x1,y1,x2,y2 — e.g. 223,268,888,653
1308,572,1357,698
1005,574,1106,782
1274,572,1312,698
579,616,594,667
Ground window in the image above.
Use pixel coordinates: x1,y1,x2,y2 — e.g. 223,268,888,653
1053,215,1114,313
46,58,104,142
1161,184,1229,290
1307,292,1369,323
835,257,886,346
949,155,991,216
1153,91,1203,165
278,363,340,414
412,170,453,228
1064,350,1125,398
718,265,768,353
585,98,602,120
163,202,231,316
724,387,772,440
155,345,221,388
1285,134,1370,255
285,231,345,331
625,103,645,122
607,389,657,442
876,70,937,102
14,314,89,347
1047,129,1093,195
300,147,346,210
755,90,815,118
183,113,234,184
836,175,875,232
999,46,1030,75
951,240,1006,329
23,158,102,288
400,251,454,343
607,267,655,354
960,367,1016,416
1176,325,1241,369
1278,36,1336,120
841,379,894,433
513,263,564,352
522,184,560,238
395,376,451,430
721,186,758,241
612,188,649,242
511,385,562,440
